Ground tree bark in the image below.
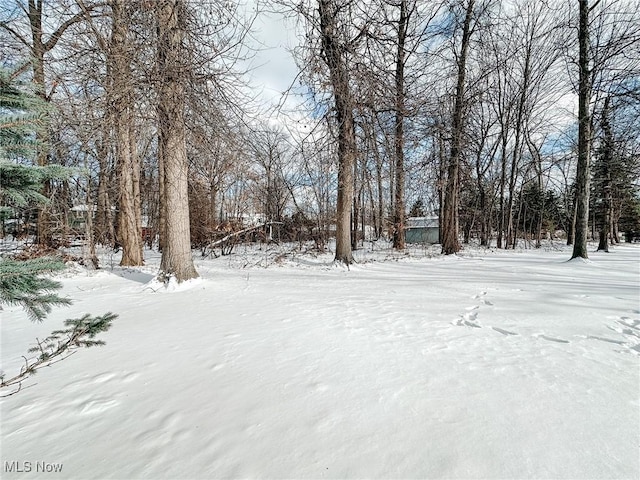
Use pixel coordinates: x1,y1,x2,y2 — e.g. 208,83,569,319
156,0,198,282
505,46,531,249
392,0,408,250
497,123,509,249
111,0,143,266
157,127,167,252
571,0,592,259
95,125,115,247
597,95,613,252
28,1,53,247
441,0,474,255
318,0,355,265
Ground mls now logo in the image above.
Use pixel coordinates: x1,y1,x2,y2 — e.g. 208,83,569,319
4,461,63,473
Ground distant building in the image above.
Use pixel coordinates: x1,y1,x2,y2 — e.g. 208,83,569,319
405,217,439,244
69,204,96,232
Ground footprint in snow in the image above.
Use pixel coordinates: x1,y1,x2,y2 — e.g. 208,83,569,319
492,327,518,336
606,318,640,339
534,333,570,344
452,300,517,336
604,316,640,355
616,316,640,332
586,335,625,345
472,291,494,305
452,311,481,328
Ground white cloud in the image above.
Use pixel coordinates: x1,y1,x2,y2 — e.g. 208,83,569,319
245,6,301,108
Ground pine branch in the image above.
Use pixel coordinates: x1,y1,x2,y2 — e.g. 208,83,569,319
0,312,116,396
0,257,71,322
0,162,70,207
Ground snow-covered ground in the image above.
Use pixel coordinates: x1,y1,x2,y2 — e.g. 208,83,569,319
1,241,639,479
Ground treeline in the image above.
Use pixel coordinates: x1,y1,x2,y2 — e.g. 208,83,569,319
1,0,639,278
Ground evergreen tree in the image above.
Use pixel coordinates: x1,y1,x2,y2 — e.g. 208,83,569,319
0,257,71,321
0,66,47,160
591,94,640,249
0,67,67,222
0,66,115,395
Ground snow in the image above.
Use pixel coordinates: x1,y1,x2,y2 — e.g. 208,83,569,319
1,241,639,479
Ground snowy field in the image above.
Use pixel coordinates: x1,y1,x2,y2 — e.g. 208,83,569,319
1,241,639,479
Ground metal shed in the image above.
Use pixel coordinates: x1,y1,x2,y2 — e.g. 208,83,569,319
405,217,439,244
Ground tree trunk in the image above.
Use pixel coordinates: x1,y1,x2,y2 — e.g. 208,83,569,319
506,48,532,249
392,0,408,250
28,1,54,247
597,95,613,253
567,196,576,245
157,128,167,252
209,180,218,230
571,0,592,259
82,173,99,269
351,181,358,250
437,127,446,245
95,129,115,247
372,124,384,239
476,165,488,246
111,0,143,266
497,132,508,249
441,0,474,255
156,0,198,282
318,0,355,265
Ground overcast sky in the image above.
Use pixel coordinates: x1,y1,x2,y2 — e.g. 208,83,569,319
245,6,301,112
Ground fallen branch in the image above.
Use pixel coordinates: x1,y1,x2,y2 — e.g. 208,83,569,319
202,222,283,258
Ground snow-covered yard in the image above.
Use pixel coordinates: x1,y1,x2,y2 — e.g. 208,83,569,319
1,242,639,479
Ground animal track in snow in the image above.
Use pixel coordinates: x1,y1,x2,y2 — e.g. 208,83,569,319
453,293,524,339
492,327,518,336
604,316,640,354
534,333,570,344
453,311,481,328
586,335,625,345
616,317,640,335
471,291,493,305
454,290,494,329
453,293,582,347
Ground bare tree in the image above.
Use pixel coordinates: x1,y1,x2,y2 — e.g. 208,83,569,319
595,94,613,252
317,0,360,264
155,0,198,282
441,0,476,255
570,0,640,258
108,0,143,265
249,128,292,225
391,0,409,250
571,0,593,259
